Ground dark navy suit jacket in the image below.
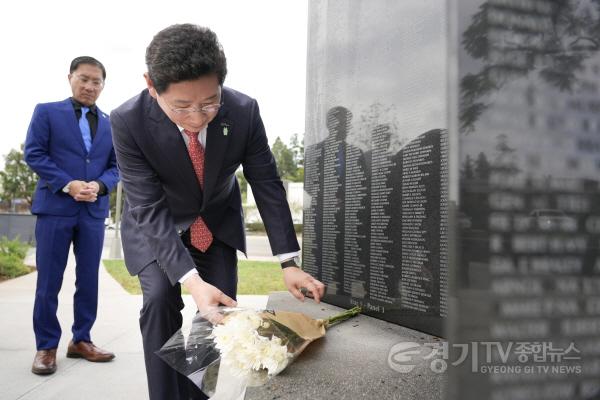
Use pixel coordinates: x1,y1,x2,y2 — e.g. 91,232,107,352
24,98,119,218
111,88,299,285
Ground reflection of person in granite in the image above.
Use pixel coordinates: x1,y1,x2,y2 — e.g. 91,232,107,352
320,106,350,295
304,106,370,297
339,111,370,299
301,140,324,280
367,124,401,304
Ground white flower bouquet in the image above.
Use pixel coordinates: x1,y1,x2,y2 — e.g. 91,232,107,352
157,306,361,399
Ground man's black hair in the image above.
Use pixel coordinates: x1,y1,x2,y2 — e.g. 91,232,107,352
146,24,227,94
70,56,106,80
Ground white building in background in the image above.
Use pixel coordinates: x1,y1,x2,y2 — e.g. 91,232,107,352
286,182,304,206
246,181,304,224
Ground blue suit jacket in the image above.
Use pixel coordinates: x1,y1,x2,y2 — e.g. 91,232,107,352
111,88,299,285
24,98,119,218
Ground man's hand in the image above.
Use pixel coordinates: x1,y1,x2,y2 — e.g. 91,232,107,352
183,274,237,323
86,181,100,194
283,267,326,303
67,180,98,202
66,180,95,202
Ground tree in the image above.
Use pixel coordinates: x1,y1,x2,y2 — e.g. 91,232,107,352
474,152,491,180
0,144,37,209
293,167,304,183
108,185,126,223
236,169,248,203
271,137,298,180
460,0,600,133
289,133,304,167
239,134,304,204
462,154,475,180
494,134,521,176
288,133,305,183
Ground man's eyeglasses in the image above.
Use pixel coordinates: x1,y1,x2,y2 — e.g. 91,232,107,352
73,74,104,89
159,88,222,116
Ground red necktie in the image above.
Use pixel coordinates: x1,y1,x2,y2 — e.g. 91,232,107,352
183,129,213,252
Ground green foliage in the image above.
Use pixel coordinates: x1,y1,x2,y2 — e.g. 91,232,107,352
245,222,266,233
238,135,304,202
103,260,141,294
109,190,118,223
0,144,37,209
292,167,304,183
289,133,304,168
0,236,28,259
270,135,306,182
271,137,298,180
236,170,248,203
103,259,285,295
0,254,30,278
236,260,286,294
0,236,30,279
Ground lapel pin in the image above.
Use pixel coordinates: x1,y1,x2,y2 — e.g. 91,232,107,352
221,122,230,136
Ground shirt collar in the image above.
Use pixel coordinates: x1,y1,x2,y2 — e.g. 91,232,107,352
177,125,207,136
71,97,97,114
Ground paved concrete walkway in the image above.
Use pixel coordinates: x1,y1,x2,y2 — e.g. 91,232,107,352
0,234,273,400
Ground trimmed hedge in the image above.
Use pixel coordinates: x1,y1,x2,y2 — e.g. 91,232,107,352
0,237,30,279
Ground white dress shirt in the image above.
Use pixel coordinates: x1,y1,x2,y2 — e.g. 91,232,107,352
176,126,300,284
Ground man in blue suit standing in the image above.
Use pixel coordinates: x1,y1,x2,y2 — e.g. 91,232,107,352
24,56,120,375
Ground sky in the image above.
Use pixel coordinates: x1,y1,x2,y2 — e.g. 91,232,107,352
0,0,308,168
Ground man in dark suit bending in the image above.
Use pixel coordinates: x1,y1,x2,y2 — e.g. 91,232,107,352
111,24,325,400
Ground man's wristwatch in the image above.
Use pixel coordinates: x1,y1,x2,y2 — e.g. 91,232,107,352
62,182,72,194
281,256,301,269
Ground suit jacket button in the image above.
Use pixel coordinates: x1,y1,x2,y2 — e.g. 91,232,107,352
86,159,90,163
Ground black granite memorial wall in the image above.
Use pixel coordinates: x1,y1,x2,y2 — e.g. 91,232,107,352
303,0,448,337
450,0,600,398
304,1,600,396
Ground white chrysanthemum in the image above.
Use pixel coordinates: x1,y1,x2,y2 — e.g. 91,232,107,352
211,310,292,380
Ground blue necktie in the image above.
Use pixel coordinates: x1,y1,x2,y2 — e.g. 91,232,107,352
79,107,92,152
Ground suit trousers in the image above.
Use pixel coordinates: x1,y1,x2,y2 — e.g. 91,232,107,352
138,232,238,400
33,209,105,350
